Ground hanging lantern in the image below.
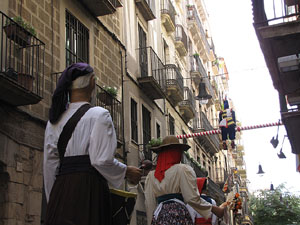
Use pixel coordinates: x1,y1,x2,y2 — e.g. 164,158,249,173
195,81,212,104
257,164,265,174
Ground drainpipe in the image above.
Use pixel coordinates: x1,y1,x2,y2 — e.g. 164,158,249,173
120,49,127,165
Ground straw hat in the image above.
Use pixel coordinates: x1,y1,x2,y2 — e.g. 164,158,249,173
150,135,190,153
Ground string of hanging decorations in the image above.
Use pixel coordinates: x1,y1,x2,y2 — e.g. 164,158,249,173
176,121,283,139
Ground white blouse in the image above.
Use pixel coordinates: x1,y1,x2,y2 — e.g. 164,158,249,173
144,164,212,225
43,102,126,202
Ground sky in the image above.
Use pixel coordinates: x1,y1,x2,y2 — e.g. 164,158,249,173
204,0,300,195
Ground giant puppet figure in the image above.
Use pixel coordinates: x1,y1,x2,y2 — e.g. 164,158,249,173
219,100,236,150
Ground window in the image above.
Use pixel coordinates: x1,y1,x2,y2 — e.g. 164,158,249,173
202,153,206,169
139,24,147,77
65,10,89,66
156,123,161,139
169,114,175,135
131,99,138,143
142,105,151,159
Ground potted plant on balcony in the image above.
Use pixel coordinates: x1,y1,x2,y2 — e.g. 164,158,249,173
147,138,162,149
97,86,118,105
3,16,36,47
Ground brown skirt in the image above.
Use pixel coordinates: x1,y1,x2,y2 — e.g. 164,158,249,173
44,171,112,225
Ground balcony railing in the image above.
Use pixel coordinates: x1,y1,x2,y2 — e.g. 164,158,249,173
161,0,176,33
182,153,207,177
187,5,210,56
137,46,166,100
207,177,225,203
96,85,123,143
178,87,196,122
253,0,300,25
193,112,220,154
138,144,153,161
165,64,184,105
215,167,228,185
175,25,188,56
0,11,45,106
190,55,207,82
78,0,122,17
135,0,156,21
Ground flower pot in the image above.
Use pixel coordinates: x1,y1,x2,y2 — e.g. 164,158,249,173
18,73,34,91
97,92,114,105
4,24,32,47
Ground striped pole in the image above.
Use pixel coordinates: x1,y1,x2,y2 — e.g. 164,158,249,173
177,121,283,139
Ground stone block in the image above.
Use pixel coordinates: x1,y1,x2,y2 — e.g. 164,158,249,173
5,139,19,167
27,191,42,216
3,218,16,225
23,172,31,186
5,202,22,219
6,167,23,184
19,146,30,161
7,182,24,204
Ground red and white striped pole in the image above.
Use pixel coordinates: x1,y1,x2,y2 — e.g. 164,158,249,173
177,121,283,139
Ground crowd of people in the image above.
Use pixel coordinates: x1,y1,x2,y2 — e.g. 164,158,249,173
43,63,230,225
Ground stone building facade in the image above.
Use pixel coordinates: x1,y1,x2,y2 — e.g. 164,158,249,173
0,0,125,224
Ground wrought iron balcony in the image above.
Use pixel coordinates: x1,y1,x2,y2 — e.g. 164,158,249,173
135,0,156,21
178,87,196,122
138,144,153,161
0,11,45,106
215,167,228,186
165,64,184,105
137,47,166,100
182,153,207,177
187,5,210,59
175,25,188,57
161,0,176,33
193,112,220,155
207,177,225,203
252,0,300,154
78,0,122,17
96,85,123,143
190,55,207,84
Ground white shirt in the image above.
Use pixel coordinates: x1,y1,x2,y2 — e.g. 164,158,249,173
144,164,212,225
43,102,127,202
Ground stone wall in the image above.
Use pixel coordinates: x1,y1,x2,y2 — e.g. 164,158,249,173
0,104,45,225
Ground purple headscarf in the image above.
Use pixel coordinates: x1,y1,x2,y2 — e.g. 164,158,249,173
49,63,94,124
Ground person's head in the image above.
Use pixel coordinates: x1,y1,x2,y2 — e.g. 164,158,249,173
69,71,96,102
49,63,94,124
223,100,229,109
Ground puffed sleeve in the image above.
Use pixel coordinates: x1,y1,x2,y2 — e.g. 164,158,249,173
180,165,212,219
89,109,127,188
144,172,157,225
43,122,60,202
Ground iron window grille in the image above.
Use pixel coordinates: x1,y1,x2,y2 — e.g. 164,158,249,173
131,98,138,143
142,105,152,160
65,10,89,66
169,114,175,135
